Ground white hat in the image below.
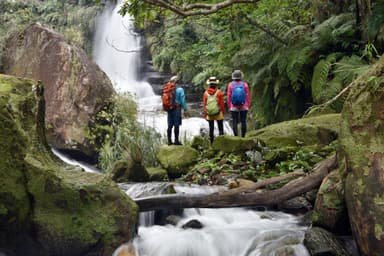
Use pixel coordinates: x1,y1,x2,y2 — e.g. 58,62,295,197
170,75,179,83
206,76,219,85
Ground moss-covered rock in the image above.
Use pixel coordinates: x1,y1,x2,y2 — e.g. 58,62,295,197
155,145,199,178
312,158,349,234
247,114,340,148
147,167,168,181
0,75,34,236
211,135,263,153
190,135,210,151
109,159,150,183
340,55,384,256
0,74,138,256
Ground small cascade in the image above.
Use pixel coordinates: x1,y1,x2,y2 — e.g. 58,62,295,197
118,183,309,256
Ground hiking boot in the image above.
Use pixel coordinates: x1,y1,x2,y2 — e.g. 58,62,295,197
168,142,174,145
174,141,182,145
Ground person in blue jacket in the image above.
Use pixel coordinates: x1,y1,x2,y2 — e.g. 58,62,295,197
167,75,187,145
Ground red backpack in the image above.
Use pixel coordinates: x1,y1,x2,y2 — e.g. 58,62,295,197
162,82,176,111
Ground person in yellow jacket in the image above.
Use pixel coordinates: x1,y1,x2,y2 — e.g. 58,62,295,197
202,76,225,144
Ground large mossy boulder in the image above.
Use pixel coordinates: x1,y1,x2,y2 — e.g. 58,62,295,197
247,114,340,148
339,55,384,256
0,74,138,256
155,145,199,178
1,23,115,161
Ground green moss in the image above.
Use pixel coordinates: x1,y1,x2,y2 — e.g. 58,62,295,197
212,135,262,153
147,167,168,181
248,114,340,148
156,145,199,178
0,74,138,254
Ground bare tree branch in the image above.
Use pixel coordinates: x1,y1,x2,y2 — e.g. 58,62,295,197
142,0,260,17
105,37,140,53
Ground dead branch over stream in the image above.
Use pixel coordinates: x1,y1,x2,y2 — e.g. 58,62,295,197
135,155,337,211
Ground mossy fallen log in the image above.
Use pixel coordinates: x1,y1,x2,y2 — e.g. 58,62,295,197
135,155,337,211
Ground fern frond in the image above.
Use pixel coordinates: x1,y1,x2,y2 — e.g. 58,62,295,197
311,53,338,104
286,45,313,91
368,2,384,42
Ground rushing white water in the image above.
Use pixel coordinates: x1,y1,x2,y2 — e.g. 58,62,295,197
93,2,309,256
133,209,308,256
116,183,309,256
51,148,99,173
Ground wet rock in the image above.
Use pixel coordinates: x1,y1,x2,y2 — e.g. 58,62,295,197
278,196,312,214
165,215,182,226
182,219,204,229
304,227,350,256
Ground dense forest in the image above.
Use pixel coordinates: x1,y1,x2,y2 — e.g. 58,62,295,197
1,1,384,255
1,0,383,129
120,0,383,128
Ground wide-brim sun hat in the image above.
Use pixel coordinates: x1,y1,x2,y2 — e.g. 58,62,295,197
170,75,179,83
232,70,244,80
206,76,219,85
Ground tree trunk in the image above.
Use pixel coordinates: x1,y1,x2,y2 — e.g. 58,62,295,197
135,155,337,211
356,0,372,42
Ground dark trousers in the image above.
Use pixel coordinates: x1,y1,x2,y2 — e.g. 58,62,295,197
208,119,224,143
231,110,247,137
167,109,181,144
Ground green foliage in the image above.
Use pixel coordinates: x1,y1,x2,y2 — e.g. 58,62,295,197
367,2,384,52
0,0,103,59
98,93,162,173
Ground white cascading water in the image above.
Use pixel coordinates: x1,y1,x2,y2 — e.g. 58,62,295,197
93,1,309,255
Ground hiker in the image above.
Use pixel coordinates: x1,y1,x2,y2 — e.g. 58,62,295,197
226,70,250,137
202,76,225,144
162,75,187,145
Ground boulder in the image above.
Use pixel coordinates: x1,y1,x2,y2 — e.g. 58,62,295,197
109,159,150,183
339,54,384,256
211,135,263,153
311,159,349,234
304,227,350,256
155,145,199,178
0,74,137,256
1,23,115,161
146,167,168,181
247,114,340,148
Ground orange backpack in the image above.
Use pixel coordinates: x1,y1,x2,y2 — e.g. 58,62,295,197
162,82,176,111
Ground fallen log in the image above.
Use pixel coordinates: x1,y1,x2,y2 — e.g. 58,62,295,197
135,155,337,211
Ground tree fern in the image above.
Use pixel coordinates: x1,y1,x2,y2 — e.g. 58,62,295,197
368,2,384,50
311,53,338,104
286,45,313,92
312,13,356,51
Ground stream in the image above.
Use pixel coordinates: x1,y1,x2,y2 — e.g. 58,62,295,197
89,1,311,255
